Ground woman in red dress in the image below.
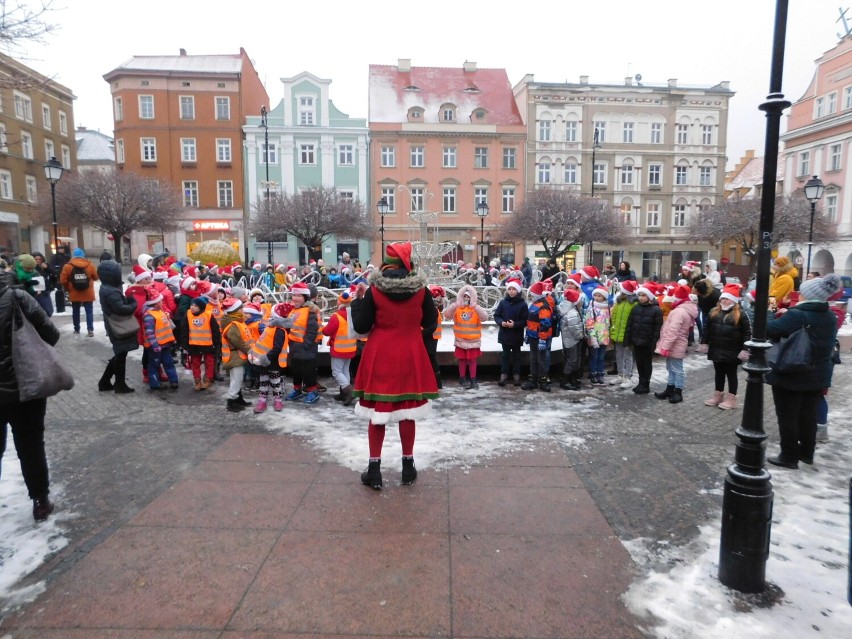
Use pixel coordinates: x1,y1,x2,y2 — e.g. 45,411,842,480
350,243,439,489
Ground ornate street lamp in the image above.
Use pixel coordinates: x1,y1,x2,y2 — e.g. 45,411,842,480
376,196,389,251
475,200,489,267
803,175,824,276
260,105,272,266
43,156,64,254
588,128,601,267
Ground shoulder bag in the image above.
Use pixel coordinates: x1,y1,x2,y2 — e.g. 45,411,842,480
106,312,140,339
767,323,814,374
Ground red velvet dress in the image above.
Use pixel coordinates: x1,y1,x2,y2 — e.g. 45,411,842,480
353,285,439,425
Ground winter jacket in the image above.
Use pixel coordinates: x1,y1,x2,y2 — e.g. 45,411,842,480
494,293,529,347
443,285,488,349
219,311,251,369
179,308,222,356
60,257,98,303
556,300,584,349
701,305,751,364
696,287,721,317
322,309,357,359
769,263,799,303
656,300,698,358
97,260,140,356
584,300,611,348
281,304,319,360
525,294,556,343
0,271,61,403
625,299,662,347
703,260,721,289
765,301,838,391
610,296,637,344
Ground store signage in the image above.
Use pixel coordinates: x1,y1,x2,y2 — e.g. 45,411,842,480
193,221,230,231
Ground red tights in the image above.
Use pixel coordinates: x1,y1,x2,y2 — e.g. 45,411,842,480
368,419,415,458
458,360,478,379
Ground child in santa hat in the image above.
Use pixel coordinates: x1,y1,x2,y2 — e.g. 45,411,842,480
522,279,556,391
426,285,446,389
557,288,585,389
142,291,179,390
625,286,663,395
654,284,698,404
281,281,321,403
322,287,358,404
179,296,221,390
584,287,612,386
611,280,639,388
248,301,292,413
494,278,528,386
443,284,488,389
220,296,252,411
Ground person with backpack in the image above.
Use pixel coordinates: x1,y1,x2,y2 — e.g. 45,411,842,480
60,248,98,336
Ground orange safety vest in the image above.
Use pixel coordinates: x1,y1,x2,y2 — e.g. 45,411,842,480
186,309,213,347
143,309,176,348
453,307,482,341
432,321,443,341
210,303,223,320
288,307,311,343
246,321,262,343
250,326,288,368
330,312,356,354
222,320,252,364
261,302,272,322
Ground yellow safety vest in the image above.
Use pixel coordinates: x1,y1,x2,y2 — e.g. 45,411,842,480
250,326,288,367
186,309,213,347
453,307,482,341
143,309,176,348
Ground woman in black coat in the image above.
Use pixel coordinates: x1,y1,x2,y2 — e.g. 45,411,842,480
97,260,138,393
765,274,841,469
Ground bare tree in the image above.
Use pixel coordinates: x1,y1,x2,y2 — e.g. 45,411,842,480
250,186,372,262
688,194,835,272
499,188,626,258
38,170,182,262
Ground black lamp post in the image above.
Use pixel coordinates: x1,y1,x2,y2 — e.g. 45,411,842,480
376,197,389,252
803,175,824,276
260,106,272,266
475,200,489,267
43,156,64,255
588,128,601,267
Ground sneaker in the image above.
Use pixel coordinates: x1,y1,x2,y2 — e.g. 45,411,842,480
301,390,320,404
285,389,304,401
619,377,634,389
87,331,94,337
315,383,327,393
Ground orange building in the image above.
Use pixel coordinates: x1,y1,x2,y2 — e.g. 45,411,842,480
104,48,268,259
369,60,527,266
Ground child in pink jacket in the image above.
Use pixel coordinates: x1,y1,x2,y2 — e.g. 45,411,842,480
654,284,698,404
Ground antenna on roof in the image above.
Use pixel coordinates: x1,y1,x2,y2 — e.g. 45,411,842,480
635,73,643,86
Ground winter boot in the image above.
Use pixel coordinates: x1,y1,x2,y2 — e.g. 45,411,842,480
521,377,538,391
668,388,684,404
237,391,251,407
254,396,268,413
194,378,203,391
559,376,571,389
98,358,115,391
459,377,470,389
815,424,829,442
767,453,799,469
360,460,383,490
655,384,675,400
718,393,737,410
632,380,650,395
469,378,479,390
341,385,354,406
142,368,150,385
333,386,345,401
498,373,508,387
32,495,54,522
435,371,443,389
226,398,245,412
539,377,552,393
401,457,418,485
112,358,134,394
201,378,213,389
273,396,284,411
513,373,522,387
704,390,724,407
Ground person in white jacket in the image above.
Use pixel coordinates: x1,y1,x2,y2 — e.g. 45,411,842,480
556,288,585,389
703,259,722,289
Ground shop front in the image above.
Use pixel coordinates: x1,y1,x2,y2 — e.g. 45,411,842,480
186,220,240,256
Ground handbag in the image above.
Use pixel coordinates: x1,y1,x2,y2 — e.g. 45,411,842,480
767,324,814,374
106,312,140,339
9,290,75,401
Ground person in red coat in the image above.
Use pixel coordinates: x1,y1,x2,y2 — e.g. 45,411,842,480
350,243,439,489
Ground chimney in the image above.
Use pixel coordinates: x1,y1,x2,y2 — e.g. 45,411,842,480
463,60,477,73
625,76,633,86
668,78,678,87
398,58,411,72
179,48,187,56
579,75,589,85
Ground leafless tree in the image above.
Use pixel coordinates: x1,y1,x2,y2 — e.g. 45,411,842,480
688,194,835,272
0,1,60,90
499,188,626,258
249,186,372,263
37,170,182,262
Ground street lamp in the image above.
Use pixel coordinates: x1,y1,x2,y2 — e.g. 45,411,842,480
475,200,489,267
43,156,64,254
260,105,272,266
376,196,389,252
803,175,824,276
588,128,601,266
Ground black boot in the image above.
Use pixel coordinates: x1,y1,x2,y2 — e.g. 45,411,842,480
341,384,355,407
469,378,479,390
498,373,508,387
521,377,538,391
632,379,650,394
539,377,551,393
237,391,251,406
401,457,417,485
226,398,246,412
767,453,799,469
668,387,683,404
333,386,345,401
361,460,383,490
655,384,675,400
513,374,522,387
33,495,55,521
435,371,443,389
113,357,135,394
98,358,115,391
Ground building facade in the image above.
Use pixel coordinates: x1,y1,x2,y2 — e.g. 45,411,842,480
103,48,268,260
369,60,527,267
0,52,76,257
514,75,733,279
243,71,369,266
780,35,852,276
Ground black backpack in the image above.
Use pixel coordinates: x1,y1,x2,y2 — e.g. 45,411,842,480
71,264,90,291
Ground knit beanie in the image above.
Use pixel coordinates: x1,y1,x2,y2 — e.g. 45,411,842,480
190,297,208,312
799,273,842,302
16,254,36,270
73,248,85,258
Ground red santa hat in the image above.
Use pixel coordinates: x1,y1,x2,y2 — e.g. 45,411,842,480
745,288,757,301
580,265,600,281
619,280,638,296
591,286,608,299
635,286,656,300
505,278,523,294
719,283,742,303
132,265,153,282
529,280,552,297
671,284,692,304
563,288,580,303
144,290,163,307
206,262,218,272
242,302,263,316
222,297,243,314
290,281,311,299
181,276,197,291
221,265,233,276
428,285,445,299
183,265,198,279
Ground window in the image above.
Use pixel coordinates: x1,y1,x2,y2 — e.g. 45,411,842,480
564,162,577,184
300,143,316,164
676,124,688,144
180,96,195,120
42,104,51,129
44,139,54,161
114,97,123,121
620,202,633,226
139,95,154,119
699,166,712,186
798,151,810,176
141,137,157,162
593,162,606,186
828,92,837,114
182,181,198,207
646,203,661,227
538,120,551,141
181,138,197,162
673,203,687,227
380,186,396,213
845,86,852,110
215,97,230,120
299,96,315,125
830,143,842,171
14,92,32,121
815,96,825,118
381,145,395,167
565,121,577,142
25,175,37,203
620,164,633,186
503,147,516,169
116,138,125,163
338,190,355,202
675,165,687,185
648,163,662,186
474,147,488,169
825,194,838,222
623,122,634,143
61,144,70,168
59,111,67,135
218,181,233,208
474,187,488,209
410,187,424,212
442,107,455,122
338,144,354,165
702,125,713,145
0,123,7,152
442,146,456,168
538,161,551,184
410,145,424,167
261,141,278,164
0,170,12,199
594,122,606,143
443,187,456,213
217,138,232,163
502,186,515,213
651,122,662,144
21,131,33,159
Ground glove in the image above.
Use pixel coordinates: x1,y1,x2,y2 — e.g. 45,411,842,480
658,348,671,357
152,345,161,353
737,349,750,363
278,302,294,317
538,339,548,351
697,344,709,354
355,282,368,299
539,317,551,329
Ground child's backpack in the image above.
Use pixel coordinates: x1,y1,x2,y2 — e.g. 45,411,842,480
71,264,90,291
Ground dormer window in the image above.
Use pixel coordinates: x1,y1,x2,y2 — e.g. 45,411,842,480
440,103,457,122
404,85,421,92
407,106,424,122
473,109,488,122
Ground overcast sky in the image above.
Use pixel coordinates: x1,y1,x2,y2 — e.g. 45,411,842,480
17,0,848,171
